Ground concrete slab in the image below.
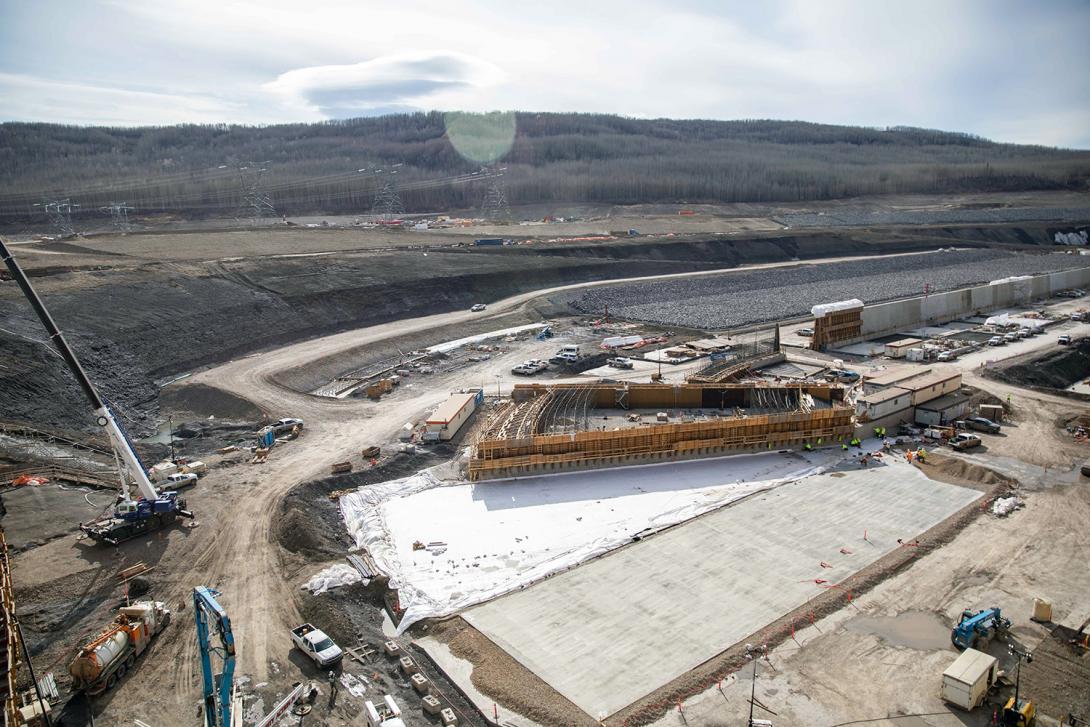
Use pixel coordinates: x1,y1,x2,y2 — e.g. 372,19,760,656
463,458,981,719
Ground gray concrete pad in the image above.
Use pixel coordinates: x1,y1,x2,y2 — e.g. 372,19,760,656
463,458,981,718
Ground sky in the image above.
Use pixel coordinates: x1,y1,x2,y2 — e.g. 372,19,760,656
1,0,1089,148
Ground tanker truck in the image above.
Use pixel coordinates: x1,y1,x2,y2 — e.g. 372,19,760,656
69,601,171,694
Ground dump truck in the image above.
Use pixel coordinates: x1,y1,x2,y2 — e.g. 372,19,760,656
69,601,171,694
290,623,342,667
941,648,999,710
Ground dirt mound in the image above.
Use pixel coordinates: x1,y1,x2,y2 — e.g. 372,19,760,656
160,383,265,420
277,506,346,560
988,337,1090,389
918,452,1017,489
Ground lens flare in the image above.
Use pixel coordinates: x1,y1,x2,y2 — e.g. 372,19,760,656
444,111,516,165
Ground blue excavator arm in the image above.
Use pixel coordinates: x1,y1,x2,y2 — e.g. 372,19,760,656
194,587,236,727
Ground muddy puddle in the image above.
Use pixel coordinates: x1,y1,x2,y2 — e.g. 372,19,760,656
844,611,952,650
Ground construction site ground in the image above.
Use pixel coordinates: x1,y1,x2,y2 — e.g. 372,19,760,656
2,218,1089,725
460,456,982,719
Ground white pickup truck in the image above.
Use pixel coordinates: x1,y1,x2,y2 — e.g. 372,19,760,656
290,624,342,667
163,472,198,489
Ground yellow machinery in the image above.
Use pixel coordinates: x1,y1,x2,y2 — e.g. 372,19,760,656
1002,697,1035,726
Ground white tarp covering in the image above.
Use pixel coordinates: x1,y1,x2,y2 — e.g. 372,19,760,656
426,324,548,354
340,447,874,632
811,299,864,317
984,313,1046,329
989,275,1033,286
992,496,1024,516
302,563,363,594
600,335,645,349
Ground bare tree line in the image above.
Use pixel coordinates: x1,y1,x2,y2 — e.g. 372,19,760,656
0,113,1087,222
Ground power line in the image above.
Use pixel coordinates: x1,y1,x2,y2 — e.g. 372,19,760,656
233,161,277,223
99,201,134,232
370,166,404,223
33,199,79,237
480,166,511,223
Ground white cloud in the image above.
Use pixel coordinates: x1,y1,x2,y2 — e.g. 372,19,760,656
265,52,505,117
1,0,1087,147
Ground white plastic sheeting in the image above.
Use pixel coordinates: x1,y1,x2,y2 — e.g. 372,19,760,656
340,447,873,633
302,563,363,594
426,324,548,354
984,313,1045,329
811,299,864,317
992,496,1024,516
989,275,1033,285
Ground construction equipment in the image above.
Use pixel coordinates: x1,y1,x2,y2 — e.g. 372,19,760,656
0,239,193,544
1001,642,1035,727
68,601,171,694
952,607,1011,650
194,587,237,727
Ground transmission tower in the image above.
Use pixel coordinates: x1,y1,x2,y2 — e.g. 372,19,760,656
100,201,134,232
480,167,511,223
34,198,80,237
370,168,404,223
233,161,277,223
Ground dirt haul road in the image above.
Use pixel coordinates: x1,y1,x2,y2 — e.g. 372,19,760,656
15,250,1071,725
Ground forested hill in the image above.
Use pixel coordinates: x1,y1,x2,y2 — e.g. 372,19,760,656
1,113,1088,220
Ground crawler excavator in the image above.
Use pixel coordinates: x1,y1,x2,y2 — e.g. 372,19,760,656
1,239,193,544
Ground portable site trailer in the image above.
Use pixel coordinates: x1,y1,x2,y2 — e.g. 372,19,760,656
941,648,999,710
424,390,484,441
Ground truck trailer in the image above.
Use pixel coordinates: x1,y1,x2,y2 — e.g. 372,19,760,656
941,648,999,710
69,601,171,694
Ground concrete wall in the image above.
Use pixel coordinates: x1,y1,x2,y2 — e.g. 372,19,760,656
860,266,1090,338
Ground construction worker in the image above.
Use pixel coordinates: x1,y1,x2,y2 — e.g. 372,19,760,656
803,441,813,451
842,443,849,451
917,448,927,463
850,437,862,448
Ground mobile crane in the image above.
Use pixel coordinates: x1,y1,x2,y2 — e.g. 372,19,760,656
0,239,193,543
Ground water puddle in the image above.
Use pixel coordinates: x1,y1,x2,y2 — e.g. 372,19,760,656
844,611,952,651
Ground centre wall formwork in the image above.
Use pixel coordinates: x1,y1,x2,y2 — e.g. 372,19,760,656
860,266,1090,338
469,382,856,481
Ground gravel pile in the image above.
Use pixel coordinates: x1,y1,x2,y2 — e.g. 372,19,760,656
569,250,1090,330
777,206,1090,228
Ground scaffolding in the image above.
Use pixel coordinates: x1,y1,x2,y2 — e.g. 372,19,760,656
470,382,855,480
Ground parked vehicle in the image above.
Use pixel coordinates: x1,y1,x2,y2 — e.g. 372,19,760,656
165,472,198,489
937,351,957,362
470,303,486,312
608,357,634,369
951,433,982,450
555,344,581,357
69,601,171,694
272,417,304,434
796,327,814,337
1003,332,1019,343
963,418,1002,435
987,336,1005,346
941,648,999,710
512,359,549,375
290,624,342,667
1059,335,1073,345
550,352,580,364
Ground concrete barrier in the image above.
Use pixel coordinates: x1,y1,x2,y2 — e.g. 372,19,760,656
860,266,1090,338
